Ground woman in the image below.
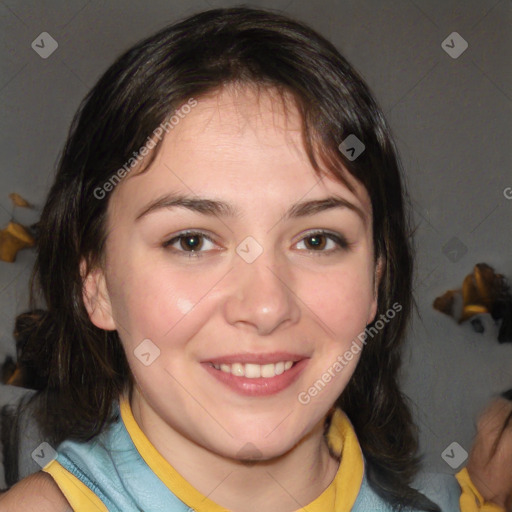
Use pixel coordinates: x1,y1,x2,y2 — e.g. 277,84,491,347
0,7,509,511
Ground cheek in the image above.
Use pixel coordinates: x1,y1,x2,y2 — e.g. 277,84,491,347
302,266,375,340
106,256,219,351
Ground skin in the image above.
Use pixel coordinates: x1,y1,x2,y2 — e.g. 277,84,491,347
466,397,512,511
82,84,382,512
0,472,72,511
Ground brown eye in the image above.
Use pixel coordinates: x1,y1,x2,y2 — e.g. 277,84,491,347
179,234,203,251
304,234,327,250
295,230,349,254
162,231,217,258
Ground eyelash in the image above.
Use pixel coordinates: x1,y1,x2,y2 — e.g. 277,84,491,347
162,230,350,259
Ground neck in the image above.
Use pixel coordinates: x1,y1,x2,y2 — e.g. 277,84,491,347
128,387,340,512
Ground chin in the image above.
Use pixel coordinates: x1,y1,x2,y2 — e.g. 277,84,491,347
244,433,300,462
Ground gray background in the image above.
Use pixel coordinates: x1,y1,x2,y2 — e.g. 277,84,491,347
0,0,511,480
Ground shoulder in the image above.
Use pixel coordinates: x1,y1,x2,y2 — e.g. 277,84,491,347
0,471,71,512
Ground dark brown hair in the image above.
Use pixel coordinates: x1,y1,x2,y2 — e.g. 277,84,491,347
17,7,438,511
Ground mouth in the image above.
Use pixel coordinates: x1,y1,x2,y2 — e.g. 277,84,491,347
201,353,309,396
207,360,299,378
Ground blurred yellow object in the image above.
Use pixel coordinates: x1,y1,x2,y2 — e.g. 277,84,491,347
0,221,35,263
9,192,32,208
459,304,488,322
433,263,512,343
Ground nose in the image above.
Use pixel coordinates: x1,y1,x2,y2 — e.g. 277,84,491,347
223,249,301,336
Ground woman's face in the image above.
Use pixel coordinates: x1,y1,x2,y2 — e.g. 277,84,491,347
86,85,380,460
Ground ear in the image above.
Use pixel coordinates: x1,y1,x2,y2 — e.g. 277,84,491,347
368,256,384,324
80,259,116,331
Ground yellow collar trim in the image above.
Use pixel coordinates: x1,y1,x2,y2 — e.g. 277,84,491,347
43,458,109,511
120,397,364,512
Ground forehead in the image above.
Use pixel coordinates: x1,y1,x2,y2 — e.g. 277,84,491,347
176,85,303,147
110,84,372,222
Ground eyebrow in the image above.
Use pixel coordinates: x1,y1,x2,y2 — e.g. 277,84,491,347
135,193,367,225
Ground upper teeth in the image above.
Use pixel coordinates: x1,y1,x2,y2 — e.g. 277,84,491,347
210,361,294,378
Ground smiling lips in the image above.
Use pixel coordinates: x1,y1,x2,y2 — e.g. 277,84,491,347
202,352,309,396
209,360,294,378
